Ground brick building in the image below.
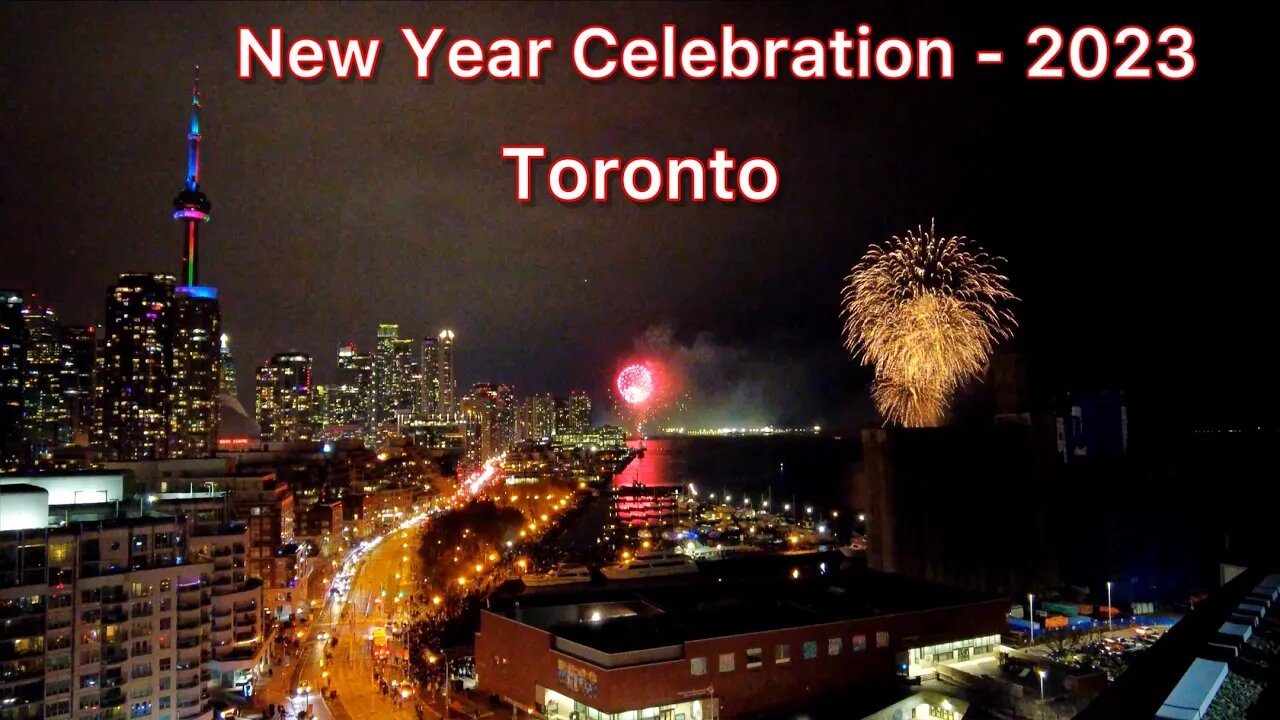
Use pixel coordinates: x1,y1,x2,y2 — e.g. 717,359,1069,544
475,567,1007,719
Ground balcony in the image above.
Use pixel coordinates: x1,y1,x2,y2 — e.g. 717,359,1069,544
101,650,128,666
101,689,126,708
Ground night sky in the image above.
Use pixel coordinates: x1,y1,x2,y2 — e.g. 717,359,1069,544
1,2,1254,431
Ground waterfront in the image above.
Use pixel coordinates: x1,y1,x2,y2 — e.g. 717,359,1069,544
615,435,862,510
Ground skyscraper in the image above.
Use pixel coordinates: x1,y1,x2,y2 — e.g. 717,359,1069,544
337,343,374,431
0,290,24,469
168,71,222,459
255,352,313,442
570,390,592,432
61,325,97,446
21,299,69,456
219,333,237,397
421,335,440,417
437,329,456,418
517,393,557,441
101,273,177,460
371,324,416,426
171,286,220,457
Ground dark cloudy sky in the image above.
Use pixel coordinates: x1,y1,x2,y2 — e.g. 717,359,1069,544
1,2,1256,431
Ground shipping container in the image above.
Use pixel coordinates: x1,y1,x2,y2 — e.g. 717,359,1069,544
1044,615,1068,629
1043,601,1079,616
1096,606,1120,618
1068,616,1094,630
1007,617,1041,632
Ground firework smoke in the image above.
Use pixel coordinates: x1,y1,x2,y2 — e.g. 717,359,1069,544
842,221,1016,427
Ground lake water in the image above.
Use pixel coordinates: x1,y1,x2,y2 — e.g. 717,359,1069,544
612,435,861,513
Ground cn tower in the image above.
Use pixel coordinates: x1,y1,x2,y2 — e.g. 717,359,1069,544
173,66,211,286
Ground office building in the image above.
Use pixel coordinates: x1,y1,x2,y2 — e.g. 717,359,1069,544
171,287,220,459
475,565,1007,720
100,273,177,461
254,353,312,443
20,300,69,457
1,290,24,470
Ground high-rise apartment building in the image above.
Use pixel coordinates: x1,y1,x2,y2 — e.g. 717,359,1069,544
0,481,265,720
254,353,313,442
100,273,177,461
569,390,592,433
371,325,415,427
171,287,220,458
336,344,373,431
516,393,556,442
0,290,23,470
420,336,440,417
460,383,516,461
436,330,456,418
218,334,236,398
21,300,69,456
61,326,97,447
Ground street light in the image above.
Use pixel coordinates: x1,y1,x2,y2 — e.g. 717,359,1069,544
1106,581,1113,633
1028,593,1036,644
1038,669,1047,700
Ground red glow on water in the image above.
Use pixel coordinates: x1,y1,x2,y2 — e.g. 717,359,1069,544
617,364,655,406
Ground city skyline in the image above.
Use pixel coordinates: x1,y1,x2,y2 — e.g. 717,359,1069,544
0,2,1246,433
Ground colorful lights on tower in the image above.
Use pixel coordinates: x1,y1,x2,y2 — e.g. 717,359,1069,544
173,66,211,287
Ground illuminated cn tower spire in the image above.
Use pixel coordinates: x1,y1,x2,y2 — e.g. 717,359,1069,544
173,66,211,287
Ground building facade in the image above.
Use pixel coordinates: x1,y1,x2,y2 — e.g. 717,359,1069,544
100,274,177,462
170,288,220,459
0,484,264,720
475,573,1007,720
1,291,25,470
254,353,312,443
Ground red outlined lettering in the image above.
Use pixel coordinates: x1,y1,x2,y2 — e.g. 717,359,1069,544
549,159,590,202
667,158,706,202
239,27,284,79
574,26,618,80
400,27,448,79
739,158,780,202
1113,27,1152,79
622,158,663,202
501,146,546,202
1157,26,1195,80
1069,26,1108,80
328,37,382,80
1027,26,1066,79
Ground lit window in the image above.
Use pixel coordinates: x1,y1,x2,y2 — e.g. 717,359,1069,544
803,641,817,660
876,631,890,648
718,652,735,672
690,657,706,676
775,644,790,664
746,648,763,669
828,638,842,656
852,634,867,652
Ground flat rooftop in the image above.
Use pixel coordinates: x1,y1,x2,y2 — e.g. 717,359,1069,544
490,553,999,654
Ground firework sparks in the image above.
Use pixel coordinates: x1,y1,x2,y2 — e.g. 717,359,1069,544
617,364,656,406
841,221,1016,427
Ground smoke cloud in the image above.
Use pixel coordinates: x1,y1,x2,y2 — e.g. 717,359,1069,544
618,324,818,430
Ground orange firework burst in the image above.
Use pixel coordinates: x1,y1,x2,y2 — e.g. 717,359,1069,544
841,221,1017,427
